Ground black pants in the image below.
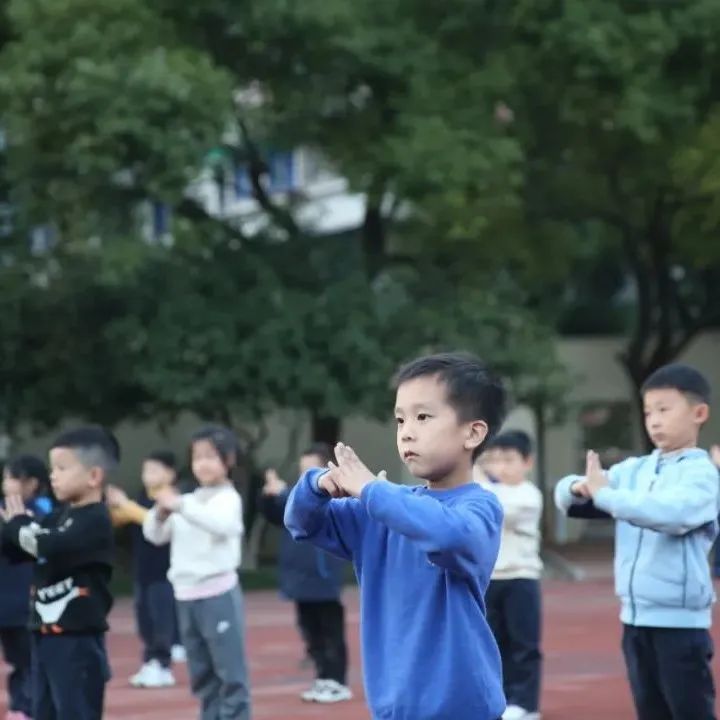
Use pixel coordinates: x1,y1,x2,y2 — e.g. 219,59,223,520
294,603,313,659
0,627,32,715
622,625,716,720
32,633,110,720
486,578,542,712
296,600,348,684
135,580,176,667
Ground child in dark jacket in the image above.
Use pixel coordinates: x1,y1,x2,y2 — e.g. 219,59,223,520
0,455,55,720
1,427,118,720
262,443,351,704
106,450,183,688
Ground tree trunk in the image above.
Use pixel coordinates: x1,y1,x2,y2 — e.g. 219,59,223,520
532,398,553,541
362,203,386,279
619,355,655,453
311,413,342,446
617,207,703,453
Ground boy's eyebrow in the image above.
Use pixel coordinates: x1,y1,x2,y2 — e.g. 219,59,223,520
394,402,434,414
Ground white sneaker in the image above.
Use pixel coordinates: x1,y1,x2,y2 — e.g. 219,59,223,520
171,644,187,663
300,680,325,702
313,679,353,704
130,659,176,688
130,662,152,688
502,706,541,720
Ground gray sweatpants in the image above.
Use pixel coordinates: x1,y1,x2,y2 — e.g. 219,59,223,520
176,586,251,720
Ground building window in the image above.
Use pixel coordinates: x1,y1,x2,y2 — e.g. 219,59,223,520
233,150,296,199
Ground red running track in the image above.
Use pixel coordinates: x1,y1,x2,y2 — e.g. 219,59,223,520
2,579,719,719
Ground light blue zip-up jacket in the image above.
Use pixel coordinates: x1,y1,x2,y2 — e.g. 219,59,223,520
555,448,720,628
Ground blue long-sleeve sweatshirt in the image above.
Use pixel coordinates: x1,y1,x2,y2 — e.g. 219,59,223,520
284,468,505,720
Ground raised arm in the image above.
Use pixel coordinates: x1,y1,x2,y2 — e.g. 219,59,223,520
4,508,110,559
555,475,612,519
501,485,543,531
110,500,148,528
176,489,243,539
361,481,503,578
555,457,643,521
593,459,719,535
260,489,289,527
142,506,173,546
1,516,37,562
284,469,365,561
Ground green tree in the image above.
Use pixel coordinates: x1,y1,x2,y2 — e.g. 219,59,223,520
0,238,153,456
506,1,720,438
0,0,570,453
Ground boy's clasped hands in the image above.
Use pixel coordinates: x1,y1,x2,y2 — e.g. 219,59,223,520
319,443,387,498
571,450,609,499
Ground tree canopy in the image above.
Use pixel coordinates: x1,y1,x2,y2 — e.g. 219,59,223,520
3,0,719,450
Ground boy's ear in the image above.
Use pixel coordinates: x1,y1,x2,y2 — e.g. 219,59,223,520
694,402,710,425
89,466,105,488
465,420,489,453
524,454,535,471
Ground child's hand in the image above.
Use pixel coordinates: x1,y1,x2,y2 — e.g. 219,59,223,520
318,469,349,498
105,485,129,508
155,487,182,513
570,480,592,498
330,443,379,498
584,450,609,497
710,444,720,469
1,494,29,521
263,468,288,497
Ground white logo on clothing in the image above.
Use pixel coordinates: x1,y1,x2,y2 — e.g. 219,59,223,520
35,577,85,624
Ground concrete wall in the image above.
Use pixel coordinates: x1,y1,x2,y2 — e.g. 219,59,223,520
10,332,720,542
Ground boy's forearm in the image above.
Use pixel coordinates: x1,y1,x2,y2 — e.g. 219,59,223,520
2,516,37,557
260,491,289,527
361,481,496,552
35,517,108,557
502,499,543,529
554,475,586,513
284,471,359,561
284,473,330,539
593,484,717,535
111,501,148,527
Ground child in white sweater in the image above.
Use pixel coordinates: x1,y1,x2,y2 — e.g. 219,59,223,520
143,426,250,720
478,430,543,720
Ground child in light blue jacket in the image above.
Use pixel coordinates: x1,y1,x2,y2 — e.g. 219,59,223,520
555,363,719,720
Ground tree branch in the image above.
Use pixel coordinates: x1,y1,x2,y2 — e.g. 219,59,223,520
361,176,390,279
236,117,302,241
647,192,673,371
618,227,653,380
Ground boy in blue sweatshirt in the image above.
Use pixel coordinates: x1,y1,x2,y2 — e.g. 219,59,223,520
555,363,719,720
285,352,507,720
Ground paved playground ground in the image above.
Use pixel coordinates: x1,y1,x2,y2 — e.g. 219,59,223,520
2,578,719,719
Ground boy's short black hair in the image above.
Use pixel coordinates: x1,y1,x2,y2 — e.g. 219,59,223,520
191,425,242,468
641,363,711,405
394,352,507,457
486,430,533,459
301,442,333,466
6,454,50,488
144,450,177,471
50,426,120,476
